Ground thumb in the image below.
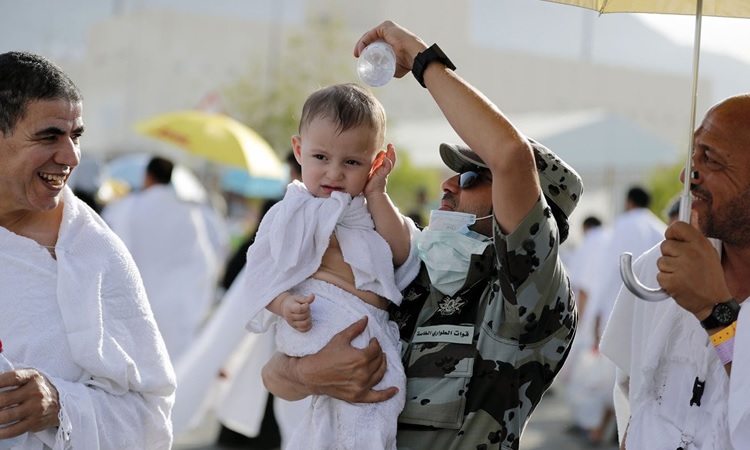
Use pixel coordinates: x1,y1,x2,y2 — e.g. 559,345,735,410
338,316,368,343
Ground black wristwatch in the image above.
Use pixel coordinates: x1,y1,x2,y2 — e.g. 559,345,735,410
412,43,456,88
700,298,740,329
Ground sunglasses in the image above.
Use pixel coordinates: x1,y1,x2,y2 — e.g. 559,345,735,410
458,170,490,189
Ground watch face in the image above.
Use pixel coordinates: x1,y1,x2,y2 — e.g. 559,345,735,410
715,303,736,324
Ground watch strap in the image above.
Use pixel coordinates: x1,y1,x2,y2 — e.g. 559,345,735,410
412,43,456,88
700,298,740,329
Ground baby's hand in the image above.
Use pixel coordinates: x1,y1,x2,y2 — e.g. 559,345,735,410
281,293,315,332
364,144,396,196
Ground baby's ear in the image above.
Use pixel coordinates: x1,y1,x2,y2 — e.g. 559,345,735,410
291,135,303,164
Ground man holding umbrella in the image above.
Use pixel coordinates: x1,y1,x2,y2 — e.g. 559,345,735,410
261,20,583,449
601,94,750,449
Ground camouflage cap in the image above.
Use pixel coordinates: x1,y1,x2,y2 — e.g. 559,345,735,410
439,139,583,218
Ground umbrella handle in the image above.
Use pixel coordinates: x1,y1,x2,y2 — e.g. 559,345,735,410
619,193,693,302
619,253,670,302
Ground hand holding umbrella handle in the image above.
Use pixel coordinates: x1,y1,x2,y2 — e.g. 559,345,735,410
619,188,694,302
619,253,670,302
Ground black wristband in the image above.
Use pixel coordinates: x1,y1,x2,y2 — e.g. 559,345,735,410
412,43,456,88
700,298,740,329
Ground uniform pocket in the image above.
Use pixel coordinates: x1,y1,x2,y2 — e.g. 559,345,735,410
398,325,475,429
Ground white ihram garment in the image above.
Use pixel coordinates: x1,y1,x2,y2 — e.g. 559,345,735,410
103,184,224,362
601,240,750,450
0,187,175,449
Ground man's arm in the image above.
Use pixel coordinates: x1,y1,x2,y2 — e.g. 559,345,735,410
355,21,541,236
658,219,735,375
423,66,540,236
262,317,399,403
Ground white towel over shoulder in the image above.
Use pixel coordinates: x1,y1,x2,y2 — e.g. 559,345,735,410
245,181,420,331
0,187,175,449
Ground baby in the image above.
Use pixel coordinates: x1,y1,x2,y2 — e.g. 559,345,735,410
243,83,420,449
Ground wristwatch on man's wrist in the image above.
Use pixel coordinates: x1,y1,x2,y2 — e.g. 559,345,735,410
700,298,740,329
412,43,456,88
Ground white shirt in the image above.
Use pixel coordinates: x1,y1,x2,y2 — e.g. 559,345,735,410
601,242,750,449
586,208,665,333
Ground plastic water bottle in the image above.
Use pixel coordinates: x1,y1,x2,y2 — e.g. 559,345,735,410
356,40,396,87
0,340,28,449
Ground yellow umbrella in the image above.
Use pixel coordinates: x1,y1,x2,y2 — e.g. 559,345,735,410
134,110,285,180
540,0,750,300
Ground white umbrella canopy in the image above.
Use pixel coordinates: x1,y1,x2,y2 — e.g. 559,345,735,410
542,0,750,17
540,0,750,299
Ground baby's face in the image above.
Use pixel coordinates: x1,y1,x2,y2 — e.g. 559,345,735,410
292,117,381,198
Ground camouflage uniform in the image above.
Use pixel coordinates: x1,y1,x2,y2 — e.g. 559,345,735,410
390,196,576,450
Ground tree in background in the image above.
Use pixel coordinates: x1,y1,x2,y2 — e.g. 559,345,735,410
385,151,442,225
647,162,684,222
222,10,354,153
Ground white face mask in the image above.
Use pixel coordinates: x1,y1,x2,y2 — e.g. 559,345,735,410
417,210,493,296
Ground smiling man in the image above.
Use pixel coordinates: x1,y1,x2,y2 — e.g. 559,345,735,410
601,94,750,450
0,51,175,449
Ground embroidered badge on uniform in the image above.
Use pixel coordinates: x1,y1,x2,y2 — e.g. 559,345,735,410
402,288,422,303
438,295,467,316
390,309,412,330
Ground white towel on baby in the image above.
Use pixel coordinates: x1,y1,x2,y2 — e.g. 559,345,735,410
242,181,419,449
278,279,404,450
245,180,420,332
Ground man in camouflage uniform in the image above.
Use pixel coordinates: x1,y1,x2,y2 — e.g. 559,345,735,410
262,20,583,450
391,140,580,450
